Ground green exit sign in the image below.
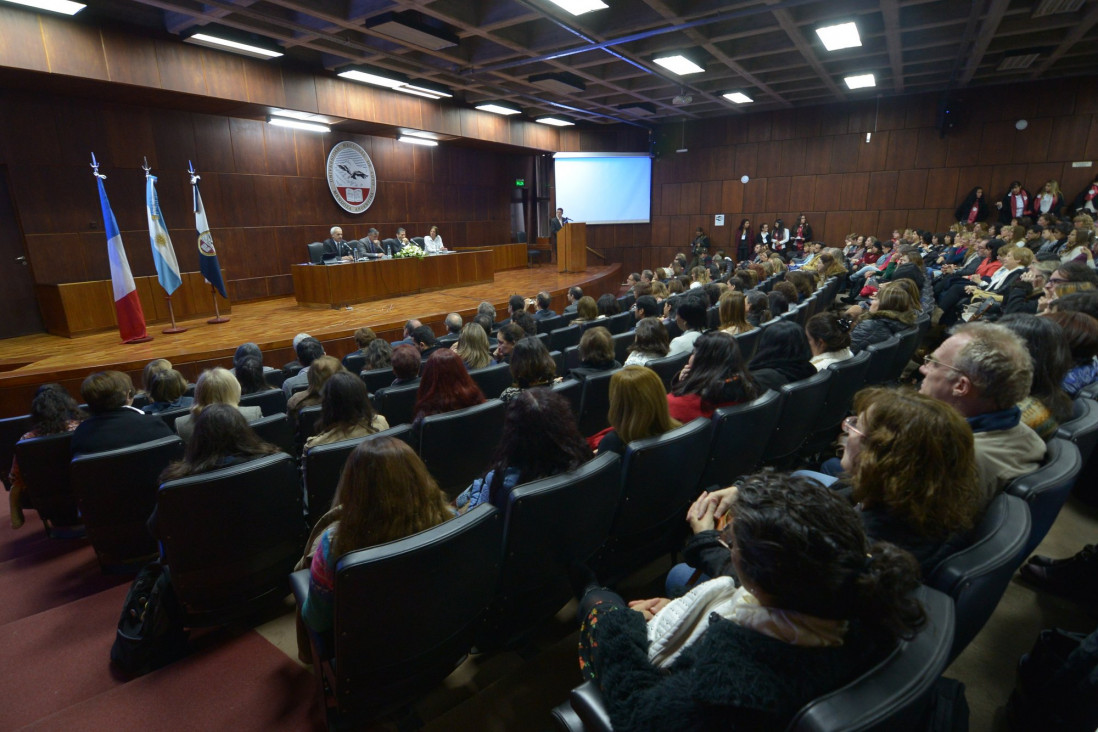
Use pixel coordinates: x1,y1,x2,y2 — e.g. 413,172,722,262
515,178,525,187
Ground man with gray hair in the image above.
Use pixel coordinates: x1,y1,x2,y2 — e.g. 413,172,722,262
438,312,463,346
918,322,1046,500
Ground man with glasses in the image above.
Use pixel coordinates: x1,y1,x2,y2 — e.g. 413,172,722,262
918,322,1045,501
1041,261,1098,310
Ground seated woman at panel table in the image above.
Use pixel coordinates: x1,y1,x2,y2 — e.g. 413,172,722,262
303,372,388,454
8,384,85,529
174,367,263,443
574,471,925,731
301,437,451,641
666,331,759,422
455,389,590,513
422,225,447,254
589,366,681,455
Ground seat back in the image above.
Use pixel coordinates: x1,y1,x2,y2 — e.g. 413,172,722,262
307,241,325,264
706,305,720,330
926,493,1030,661
342,351,366,374
157,453,307,625
593,419,712,581
617,292,635,310
331,504,502,719
411,236,425,248
644,351,690,392
15,431,79,532
788,586,955,732
563,345,581,374
814,351,873,435
418,400,507,499
612,331,634,363
550,379,582,416
550,350,566,380
793,301,811,327
382,237,400,253
606,311,633,335
377,382,421,426
361,367,395,394
479,453,622,650
238,389,288,417
468,362,513,399
548,324,582,352
249,413,294,453
1057,396,1098,464
1004,437,1082,555
264,369,287,389
70,435,184,570
302,425,414,525
0,413,31,485
863,336,901,386
295,404,324,446
577,368,620,436
158,405,192,433
890,327,921,380
733,328,762,360
700,390,784,488
537,315,565,334
761,370,833,465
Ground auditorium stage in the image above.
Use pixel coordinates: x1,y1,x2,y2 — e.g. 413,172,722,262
0,263,622,418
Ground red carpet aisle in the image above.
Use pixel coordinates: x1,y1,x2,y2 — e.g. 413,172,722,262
0,502,322,731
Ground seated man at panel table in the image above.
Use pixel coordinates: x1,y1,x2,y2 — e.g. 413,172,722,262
71,370,174,456
322,226,353,262
918,322,1046,502
355,227,387,257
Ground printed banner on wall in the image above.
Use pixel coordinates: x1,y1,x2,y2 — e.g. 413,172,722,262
326,141,377,214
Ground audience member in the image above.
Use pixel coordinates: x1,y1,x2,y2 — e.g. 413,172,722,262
806,313,854,370
175,367,264,443
718,291,753,335
8,384,85,529
563,286,583,315
159,403,280,483
570,327,621,381
302,437,451,640
500,337,557,401
304,372,388,451
282,337,325,398
667,295,707,356
744,290,771,327
573,296,600,323
633,295,659,322
437,314,463,346
848,282,918,353
456,389,590,512
667,331,758,421
999,314,1073,439
494,323,525,365
234,356,275,396
597,293,622,317
511,310,537,337
138,358,172,402
71,370,173,455
143,368,193,413
533,291,557,320
1044,310,1098,397
412,349,485,428
767,290,790,317
590,366,681,455
411,325,442,361
287,355,343,420
624,317,670,367
452,322,493,370
918,322,1045,500
748,321,815,391
361,339,393,371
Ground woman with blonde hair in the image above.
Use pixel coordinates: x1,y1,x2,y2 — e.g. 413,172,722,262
452,322,493,370
848,282,917,353
287,355,344,422
689,266,711,288
1036,179,1064,216
590,366,682,454
173,366,263,442
650,280,669,299
302,437,451,639
718,291,753,335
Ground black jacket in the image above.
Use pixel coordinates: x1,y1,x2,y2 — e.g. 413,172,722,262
849,312,915,354
71,407,174,456
954,190,989,223
749,359,817,392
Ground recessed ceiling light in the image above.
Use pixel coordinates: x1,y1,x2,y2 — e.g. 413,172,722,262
816,22,861,52
0,0,84,14
338,69,406,89
185,33,283,59
401,83,452,99
476,103,522,116
398,136,438,147
536,117,574,127
545,0,608,15
267,117,329,133
401,130,438,140
653,55,705,75
844,73,876,90
723,92,753,104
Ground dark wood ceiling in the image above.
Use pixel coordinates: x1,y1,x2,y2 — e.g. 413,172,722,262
77,0,1098,126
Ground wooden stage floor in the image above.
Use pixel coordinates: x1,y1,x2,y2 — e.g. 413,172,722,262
0,262,621,418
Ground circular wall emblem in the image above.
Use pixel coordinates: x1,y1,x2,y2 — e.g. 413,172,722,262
326,141,377,214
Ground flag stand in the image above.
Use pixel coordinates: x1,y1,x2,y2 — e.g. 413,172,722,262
207,285,230,324
162,295,188,334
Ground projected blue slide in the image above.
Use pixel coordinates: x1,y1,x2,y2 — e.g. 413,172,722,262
554,153,652,225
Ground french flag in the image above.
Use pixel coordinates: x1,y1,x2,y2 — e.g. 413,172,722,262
96,176,150,343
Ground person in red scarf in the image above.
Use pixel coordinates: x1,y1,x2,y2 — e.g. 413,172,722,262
997,181,1031,224
954,186,989,224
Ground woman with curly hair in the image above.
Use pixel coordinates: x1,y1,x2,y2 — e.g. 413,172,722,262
302,437,451,640
412,349,485,426
576,471,926,730
8,384,85,528
456,389,591,512
667,331,759,422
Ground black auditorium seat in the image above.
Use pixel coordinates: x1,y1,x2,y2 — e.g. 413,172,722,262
14,431,81,537
238,389,288,417
468,362,513,400
700,389,784,489
417,400,507,500
1004,437,1082,556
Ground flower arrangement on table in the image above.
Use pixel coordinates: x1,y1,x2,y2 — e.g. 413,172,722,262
392,242,426,259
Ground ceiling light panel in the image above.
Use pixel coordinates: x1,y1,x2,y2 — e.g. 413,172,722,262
844,73,876,89
267,117,329,133
544,0,608,16
1,0,84,14
653,55,705,75
536,117,574,126
816,22,861,52
185,32,283,59
723,92,753,104
476,103,522,116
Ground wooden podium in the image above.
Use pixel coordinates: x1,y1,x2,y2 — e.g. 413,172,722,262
558,222,587,273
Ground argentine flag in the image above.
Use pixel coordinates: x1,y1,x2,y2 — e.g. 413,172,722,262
96,176,148,343
146,174,182,295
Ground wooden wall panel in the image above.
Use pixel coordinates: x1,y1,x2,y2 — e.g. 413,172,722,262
41,21,108,80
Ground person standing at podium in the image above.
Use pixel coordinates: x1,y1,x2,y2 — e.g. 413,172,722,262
323,226,353,262
550,208,569,263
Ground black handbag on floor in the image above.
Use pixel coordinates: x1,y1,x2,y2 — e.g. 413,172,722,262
1008,626,1098,731
110,561,189,676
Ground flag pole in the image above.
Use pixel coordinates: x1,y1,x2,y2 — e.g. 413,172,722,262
208,284,229,324
190,161,230,325
145,157,187,335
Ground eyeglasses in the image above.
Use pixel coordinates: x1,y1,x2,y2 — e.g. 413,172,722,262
1047,276,1069,286
922,354,966,376
842,415,866,438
